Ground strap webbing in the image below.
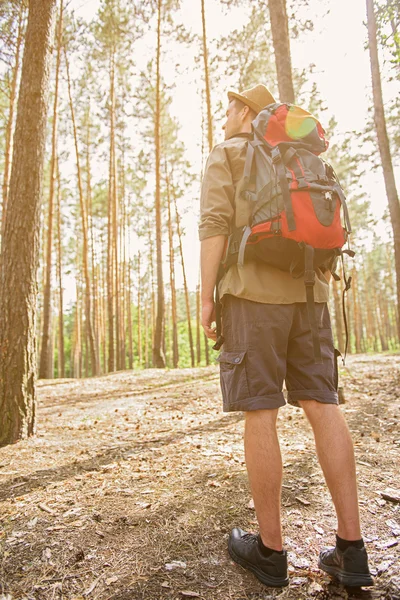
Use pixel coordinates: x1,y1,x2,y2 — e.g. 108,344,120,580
243,142,255,185
271,147,296,231
333,183,352,234
212,265,225,351
237,226,252,268
303,244,323,364
340,252,352,365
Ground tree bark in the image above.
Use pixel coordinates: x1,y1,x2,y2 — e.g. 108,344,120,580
39,0,63,379
65,49,98,375
196,281,201,364
201,0,213,151
166,166,179,368
56,161,65,378
1,3,25,256
366,0,400,341
332,279,345,354
267,0,295,103
173,189,195,368
0,0,56,447
153,0,166,368
137,252,142,367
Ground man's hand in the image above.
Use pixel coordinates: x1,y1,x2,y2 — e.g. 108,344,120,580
202,299,217,341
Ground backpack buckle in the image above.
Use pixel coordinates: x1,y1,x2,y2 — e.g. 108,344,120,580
271,220,281,234
271,147,281,164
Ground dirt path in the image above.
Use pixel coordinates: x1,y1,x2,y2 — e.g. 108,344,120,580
0,355,399,600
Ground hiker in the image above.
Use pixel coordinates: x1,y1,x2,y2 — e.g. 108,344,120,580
199,83,373,588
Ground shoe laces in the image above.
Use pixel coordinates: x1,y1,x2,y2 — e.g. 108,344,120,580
242,532,258,544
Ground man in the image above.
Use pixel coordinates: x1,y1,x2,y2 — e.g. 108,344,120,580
199,83,373,588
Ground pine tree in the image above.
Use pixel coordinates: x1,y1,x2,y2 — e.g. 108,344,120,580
0,0,56,447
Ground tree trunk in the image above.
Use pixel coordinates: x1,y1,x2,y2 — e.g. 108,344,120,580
65,49,98,376
56,160,65,378
332,279,345,354
267,0,295,103
86,104,101,375
166,166,179,368
137,252,142,367
119,153,126,370
366,0,400,341
127,258,133,369
153,0,166,368
196,281,201,364
0,0,56,447
144,295,149,369
1,3,25,256
173,189,195,368
39,0,63,379
201,0,213,151
351,268,362,354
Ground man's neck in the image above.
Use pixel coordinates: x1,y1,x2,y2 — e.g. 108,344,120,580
227,131,253,140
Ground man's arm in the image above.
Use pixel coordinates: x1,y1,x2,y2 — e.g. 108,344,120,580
201,235,226,341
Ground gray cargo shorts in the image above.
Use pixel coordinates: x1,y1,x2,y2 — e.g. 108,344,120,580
217,295,339,412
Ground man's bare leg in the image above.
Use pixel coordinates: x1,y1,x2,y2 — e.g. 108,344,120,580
244,408,283,550
298,400,361,540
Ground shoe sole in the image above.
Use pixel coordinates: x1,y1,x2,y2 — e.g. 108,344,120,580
228,540,289,587
318,560,374,587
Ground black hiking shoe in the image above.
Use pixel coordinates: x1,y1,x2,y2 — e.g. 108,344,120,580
228,527,289,587
319,545,374,587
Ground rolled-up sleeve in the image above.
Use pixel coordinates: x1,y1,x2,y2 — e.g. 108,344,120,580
198,144,234,241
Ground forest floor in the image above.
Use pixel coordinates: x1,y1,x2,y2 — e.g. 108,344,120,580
0,354,399,600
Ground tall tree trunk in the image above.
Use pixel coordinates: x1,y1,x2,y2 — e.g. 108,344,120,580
267,0,295,103
153,0,166,368
39,0,63,379
366,0,400,341
173,189,195,368
144,294,149,368
73,282,82,379
119,153,126,370
166,166,179,368
1,3,25,256
201,0,213,151
196,280,201,364
86,104,101,375
0,0,56,447
56,160,65,378
107,121,115,372
65,49,98,376
352,268,362,354
332,279,345,354
127,258,133,369
137,252,142,367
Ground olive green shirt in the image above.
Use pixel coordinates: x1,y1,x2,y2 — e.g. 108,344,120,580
199,134,329,304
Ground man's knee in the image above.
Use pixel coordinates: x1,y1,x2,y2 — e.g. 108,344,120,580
298,400,340,417
245,408,279,427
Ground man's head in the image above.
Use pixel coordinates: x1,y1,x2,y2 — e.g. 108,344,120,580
222,98,257,140
223,83,276,140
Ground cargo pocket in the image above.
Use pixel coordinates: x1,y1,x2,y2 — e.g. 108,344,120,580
217,351,249,408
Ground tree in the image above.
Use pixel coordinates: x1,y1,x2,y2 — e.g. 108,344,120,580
1,2,25,255
366,0,400,340
267,0,295,102
153,0,166,368
39,0,64,379
0,0,56,447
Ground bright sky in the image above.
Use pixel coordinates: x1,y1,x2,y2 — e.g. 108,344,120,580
67,0,398,298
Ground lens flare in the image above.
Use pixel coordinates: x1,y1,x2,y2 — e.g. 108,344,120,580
285,105,318,139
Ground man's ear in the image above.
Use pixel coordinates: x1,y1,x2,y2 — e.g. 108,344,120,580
241,105,249,118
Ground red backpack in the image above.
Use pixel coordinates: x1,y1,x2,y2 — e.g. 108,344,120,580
216,103,354,361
